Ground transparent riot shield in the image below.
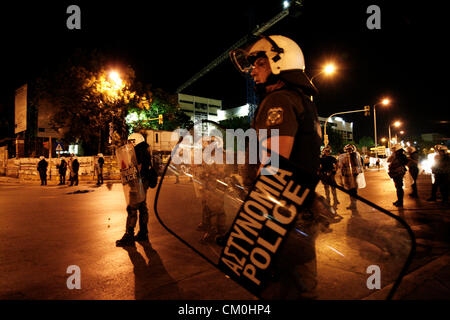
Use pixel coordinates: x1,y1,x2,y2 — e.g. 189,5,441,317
116,143,146,206
154,121,415,300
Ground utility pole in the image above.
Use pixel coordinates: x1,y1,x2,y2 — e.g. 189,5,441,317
323,107,370,147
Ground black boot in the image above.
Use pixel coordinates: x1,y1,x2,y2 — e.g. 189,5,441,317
116,232,135,247
409,183,418,198
393,200,403,207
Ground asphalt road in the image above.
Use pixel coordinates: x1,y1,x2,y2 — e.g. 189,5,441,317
0,169,448,300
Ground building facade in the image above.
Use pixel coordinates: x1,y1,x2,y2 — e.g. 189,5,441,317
178,93,222,132
318,116,353,142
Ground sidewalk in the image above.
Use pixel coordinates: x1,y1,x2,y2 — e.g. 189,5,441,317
364,253,450,300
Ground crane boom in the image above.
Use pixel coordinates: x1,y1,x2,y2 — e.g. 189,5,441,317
176,2,302,93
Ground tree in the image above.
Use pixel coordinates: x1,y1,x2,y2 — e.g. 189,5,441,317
357,136,375,153
33,50,143,154
33,49,185,154
324,123,345,153
219,116,251,131
125,86,193,133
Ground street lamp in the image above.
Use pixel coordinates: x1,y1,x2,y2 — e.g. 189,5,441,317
109,71,122,86
310,62,336,82
309,62,336,102
373,98,390,158
388,121,401,150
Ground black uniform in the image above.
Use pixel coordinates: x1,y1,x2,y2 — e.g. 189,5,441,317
319,155,339,205
58,159,67,185
407,150,419,197
252,70,322,299
252,70,321,176
429,151,449,203
70,158,79,186
97,156,104,185
37,158,48,185
388,149,408,206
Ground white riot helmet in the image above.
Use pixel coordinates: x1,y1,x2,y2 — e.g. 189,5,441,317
230,35,305,76
128,133,145,146
322,145,332,155
392,144,403,152
344,144,355,153
406,146,416,153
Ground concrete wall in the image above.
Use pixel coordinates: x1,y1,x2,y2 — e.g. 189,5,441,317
2,156,121,181
0,146,7,175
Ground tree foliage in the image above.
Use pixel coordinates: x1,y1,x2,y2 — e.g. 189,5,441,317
33,49,186,154
357,136,375,151
219,116,251,130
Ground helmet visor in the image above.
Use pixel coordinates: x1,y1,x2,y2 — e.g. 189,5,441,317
229,48,253,76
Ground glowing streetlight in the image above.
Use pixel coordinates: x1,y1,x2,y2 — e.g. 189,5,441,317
109,71,122,87
310,62,337,82
323,63,336,75
389,121,402,149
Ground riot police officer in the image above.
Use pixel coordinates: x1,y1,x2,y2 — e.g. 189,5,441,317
230,35,322,298
116,133,154,247
37,156,48,186
319,146,339,206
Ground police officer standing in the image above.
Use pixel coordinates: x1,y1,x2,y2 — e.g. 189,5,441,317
70,156,79,186
57,157,67,185
116,133,155,247
338,144,363,209
230,35,322,298
319,146,339,207
387,144,408,207
406,146,419,198
97,153,104,185
37,156,48,186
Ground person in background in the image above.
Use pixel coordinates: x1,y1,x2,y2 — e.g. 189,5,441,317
57,157,67,185
68,154,74,185
338,144,363,209
387,144,408,207
406,146,419,198
70,156,79,186
428,145,449,204
97,153,104,185
37,156,48,186
319,146,339,207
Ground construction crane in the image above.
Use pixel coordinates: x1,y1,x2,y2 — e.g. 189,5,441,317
176,1,304,94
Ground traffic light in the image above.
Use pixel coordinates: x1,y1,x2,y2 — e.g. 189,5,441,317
158,114,163,124
364,105,370,116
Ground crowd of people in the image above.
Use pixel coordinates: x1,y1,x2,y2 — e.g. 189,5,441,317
318,143,449,208
36,153,105,187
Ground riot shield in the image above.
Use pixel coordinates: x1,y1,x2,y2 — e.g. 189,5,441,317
116,143,146,206
154,121,415,300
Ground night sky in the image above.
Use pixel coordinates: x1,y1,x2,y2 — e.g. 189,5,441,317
1,0,448,142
